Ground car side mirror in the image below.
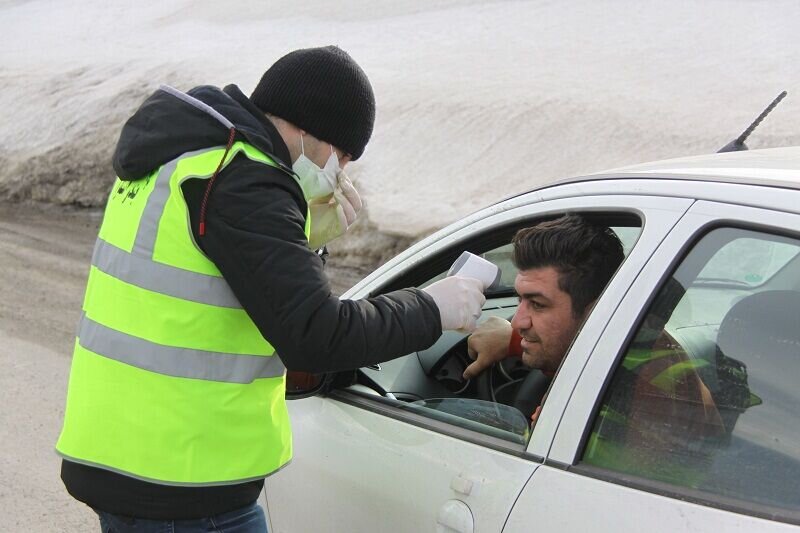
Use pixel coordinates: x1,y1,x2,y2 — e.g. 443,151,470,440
285,371,327,399
286,369,359,400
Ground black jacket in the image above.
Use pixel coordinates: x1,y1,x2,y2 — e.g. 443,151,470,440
62,84,442,519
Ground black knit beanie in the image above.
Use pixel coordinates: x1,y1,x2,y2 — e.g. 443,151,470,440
250,46,375,161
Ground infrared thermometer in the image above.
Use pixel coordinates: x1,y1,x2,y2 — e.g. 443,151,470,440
447,251,501,291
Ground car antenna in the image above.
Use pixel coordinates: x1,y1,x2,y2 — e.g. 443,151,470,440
717,91,788,153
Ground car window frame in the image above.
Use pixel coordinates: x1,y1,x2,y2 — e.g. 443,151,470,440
551,199,800,525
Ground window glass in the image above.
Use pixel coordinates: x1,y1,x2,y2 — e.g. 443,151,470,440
583,227,800,512
482,243,516,289
698,237,799,286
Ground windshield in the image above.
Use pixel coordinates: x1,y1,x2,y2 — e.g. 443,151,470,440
697,236,800,286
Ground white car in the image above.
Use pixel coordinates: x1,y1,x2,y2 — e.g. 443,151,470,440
265,147,800,532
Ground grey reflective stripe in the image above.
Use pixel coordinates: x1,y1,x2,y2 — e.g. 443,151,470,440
133,146,222,256
92,238,242,309
78,315,285,383
131,142,277,257
57,452,292,487
132,155,180,257
159,85,235,130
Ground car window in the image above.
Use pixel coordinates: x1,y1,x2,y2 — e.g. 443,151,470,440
582,227,800,515
354,216,642,447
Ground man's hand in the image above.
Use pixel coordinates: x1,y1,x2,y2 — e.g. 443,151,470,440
463,316,513,379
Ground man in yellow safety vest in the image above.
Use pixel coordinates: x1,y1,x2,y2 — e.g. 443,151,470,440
56,45,485,532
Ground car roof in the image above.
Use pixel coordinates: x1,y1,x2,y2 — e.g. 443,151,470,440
566,146,800,190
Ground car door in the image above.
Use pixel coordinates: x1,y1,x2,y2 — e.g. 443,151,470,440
264,189,693,533
506,199,800,531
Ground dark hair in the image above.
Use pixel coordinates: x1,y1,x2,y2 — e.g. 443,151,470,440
512,215,624,317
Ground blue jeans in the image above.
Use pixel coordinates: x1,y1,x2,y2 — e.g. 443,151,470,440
95,501,267,533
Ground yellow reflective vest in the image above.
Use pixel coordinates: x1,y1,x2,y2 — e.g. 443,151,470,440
57,141,308,485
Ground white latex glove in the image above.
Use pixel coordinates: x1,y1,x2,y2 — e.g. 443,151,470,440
463,316,513,379
308,200,346,250
307,172,362,250
336,170,362,224
423,276,486,333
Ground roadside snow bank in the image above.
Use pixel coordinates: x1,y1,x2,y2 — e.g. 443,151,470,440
2,0,799,246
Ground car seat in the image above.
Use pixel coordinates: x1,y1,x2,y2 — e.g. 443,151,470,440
714,290,800,435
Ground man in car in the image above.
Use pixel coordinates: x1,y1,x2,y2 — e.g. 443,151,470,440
463,214,624,422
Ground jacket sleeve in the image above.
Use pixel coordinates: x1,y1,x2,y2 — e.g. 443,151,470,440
185,155,443,373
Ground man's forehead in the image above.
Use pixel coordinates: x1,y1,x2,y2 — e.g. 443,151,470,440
514,266,564,296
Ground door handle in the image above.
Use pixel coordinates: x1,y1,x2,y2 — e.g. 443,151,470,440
436,499,474,533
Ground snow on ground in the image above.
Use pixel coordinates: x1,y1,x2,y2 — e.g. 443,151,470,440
2,0,799,238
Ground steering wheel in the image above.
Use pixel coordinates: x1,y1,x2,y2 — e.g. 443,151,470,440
433,337,499,402
436,336,551,421
452,336,546,414
511,368,552,420
470,356,550,420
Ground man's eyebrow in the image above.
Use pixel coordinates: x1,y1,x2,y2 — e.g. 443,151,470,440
517,291,549,301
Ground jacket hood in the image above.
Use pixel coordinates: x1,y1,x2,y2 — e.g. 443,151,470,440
112,84,293,181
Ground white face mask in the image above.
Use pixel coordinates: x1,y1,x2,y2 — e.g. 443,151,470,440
292,134,340,202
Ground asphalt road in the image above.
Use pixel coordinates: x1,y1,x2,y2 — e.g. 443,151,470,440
0,202,367,531
0,203,100,531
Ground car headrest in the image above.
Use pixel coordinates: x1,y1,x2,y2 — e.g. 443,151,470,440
717,290,800,361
